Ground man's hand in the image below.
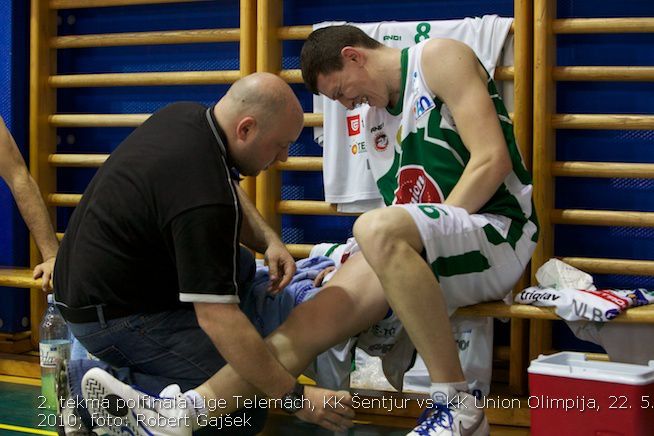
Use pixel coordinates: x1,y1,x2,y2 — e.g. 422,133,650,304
296,386,354,432
264,242,296,294
33,256,55,292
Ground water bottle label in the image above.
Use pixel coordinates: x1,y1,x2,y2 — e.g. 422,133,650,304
39,342,71,368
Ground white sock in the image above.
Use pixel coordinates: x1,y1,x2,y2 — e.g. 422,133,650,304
184,389,208,430
429,381,469,405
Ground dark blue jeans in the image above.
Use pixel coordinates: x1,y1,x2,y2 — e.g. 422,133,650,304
67,247,265,434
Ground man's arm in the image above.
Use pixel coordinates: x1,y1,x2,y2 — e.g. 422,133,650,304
234,183,295,293
421,39,513,214
171,204,352,431
195,303,299,397
0,118,58,291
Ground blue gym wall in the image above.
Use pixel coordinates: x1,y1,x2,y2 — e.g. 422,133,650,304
0,0,653,349
0,0,30,332
552,0,654,350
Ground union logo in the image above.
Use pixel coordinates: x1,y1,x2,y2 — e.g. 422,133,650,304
394,165,443,204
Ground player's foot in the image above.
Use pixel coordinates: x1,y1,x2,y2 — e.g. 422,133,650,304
407,391,489,436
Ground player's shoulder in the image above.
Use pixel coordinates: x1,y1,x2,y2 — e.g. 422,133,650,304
421,38,475,60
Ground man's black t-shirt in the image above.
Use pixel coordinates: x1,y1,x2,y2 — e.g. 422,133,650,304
54,102,243,312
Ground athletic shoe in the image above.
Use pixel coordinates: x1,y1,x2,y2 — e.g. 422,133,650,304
407,391,489,436
56,360,95,436
81,367,193,436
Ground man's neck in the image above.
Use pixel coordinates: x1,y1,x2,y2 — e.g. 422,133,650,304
380,47,403,108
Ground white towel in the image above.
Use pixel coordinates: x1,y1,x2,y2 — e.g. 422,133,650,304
515,286,654,322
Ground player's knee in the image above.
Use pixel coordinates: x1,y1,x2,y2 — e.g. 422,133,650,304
353,209,418,264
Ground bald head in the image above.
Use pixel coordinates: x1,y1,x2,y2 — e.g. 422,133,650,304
219,72,303,129
215,73,304,176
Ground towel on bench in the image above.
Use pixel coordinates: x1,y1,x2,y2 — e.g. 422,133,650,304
515,285,654,322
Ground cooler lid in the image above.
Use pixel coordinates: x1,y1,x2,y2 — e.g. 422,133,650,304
528,351,654,385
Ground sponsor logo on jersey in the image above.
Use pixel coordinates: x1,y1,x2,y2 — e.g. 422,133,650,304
370,122,384,133
579,289,630,310
350,141,367,155
374,132,388,151
414,95,435,119
394,165,444,204
383,35,402,41
347,114,361,136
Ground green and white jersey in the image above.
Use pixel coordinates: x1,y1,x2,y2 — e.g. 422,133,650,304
365,40,539,251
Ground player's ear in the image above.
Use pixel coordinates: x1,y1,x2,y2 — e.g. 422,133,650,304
341,46,363,65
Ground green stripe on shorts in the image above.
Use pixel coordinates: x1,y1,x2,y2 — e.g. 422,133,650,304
431,251,491,278
482,224,506,246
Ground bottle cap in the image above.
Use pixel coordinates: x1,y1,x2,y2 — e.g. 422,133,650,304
47,294,54,304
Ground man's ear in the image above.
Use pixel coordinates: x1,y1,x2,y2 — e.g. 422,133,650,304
236,116,256,141
341,46,363,65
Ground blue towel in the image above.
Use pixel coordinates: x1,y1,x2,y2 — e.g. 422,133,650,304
241,256,335,336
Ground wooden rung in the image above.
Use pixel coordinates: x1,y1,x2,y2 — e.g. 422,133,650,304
551,209,654,227
457,301,654,323
52,28,240,49
277,26,312,40
275,156,323,171
50,0,201,10
48,193,82,207
0,353,40,378
279,70,303,84
0,339,33,354
276,23,515,41
554,18,654,34
281,66,514,84
552,114,654,130
0,331,30,341
554,66,654,82
49,110,493,129
493,66,514,81
562,256,654,276
0,269,38,289
50,114,149,127
303,113,323,127
49,153,109,167
455,302,558,320
278,200,359,216
287,244,313,259
552,161,654,179
49,70,241,88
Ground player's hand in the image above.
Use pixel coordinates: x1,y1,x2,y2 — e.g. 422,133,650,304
313,266,335,287
296,386,354,432
264,242,296,295
33,256,55,292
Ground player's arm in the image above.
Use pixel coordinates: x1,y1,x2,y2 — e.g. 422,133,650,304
234,183,295,293
0,117,58,290
421,39,512,214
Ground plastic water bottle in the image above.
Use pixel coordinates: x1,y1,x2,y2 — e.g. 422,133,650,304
39,294,71,410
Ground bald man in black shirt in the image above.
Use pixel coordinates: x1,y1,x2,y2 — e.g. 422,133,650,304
54,73,354,435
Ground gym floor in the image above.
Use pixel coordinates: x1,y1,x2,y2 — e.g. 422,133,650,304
0,379,529,435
